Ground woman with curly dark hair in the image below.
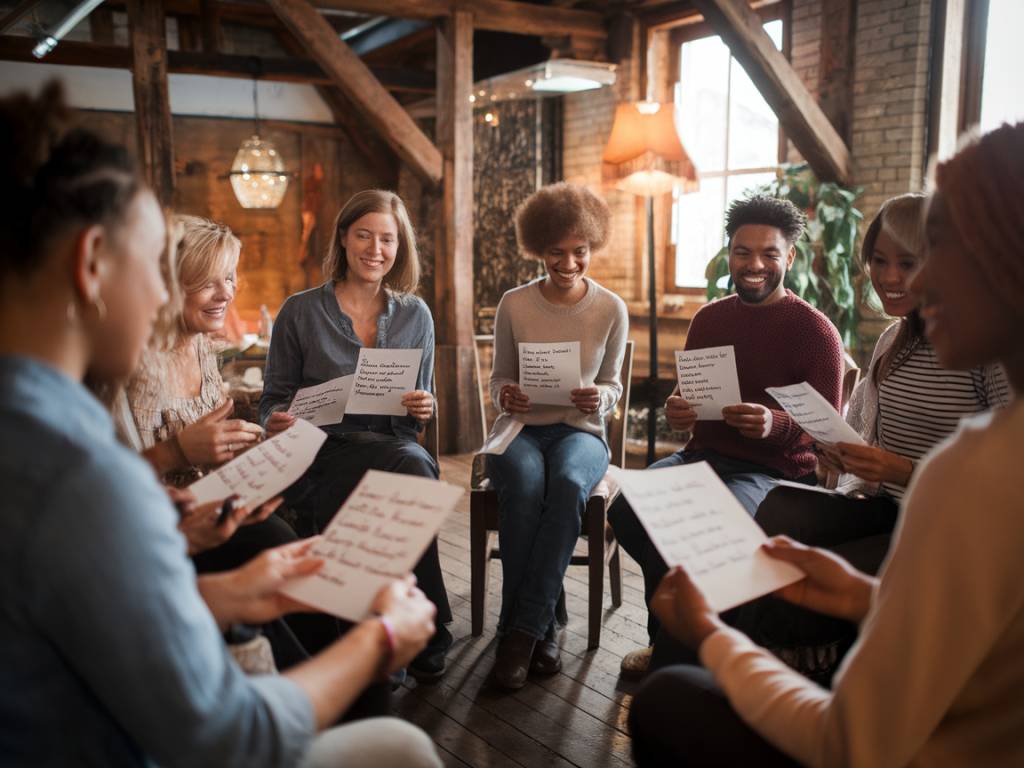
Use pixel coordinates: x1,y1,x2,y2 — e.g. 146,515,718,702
484,182,628,690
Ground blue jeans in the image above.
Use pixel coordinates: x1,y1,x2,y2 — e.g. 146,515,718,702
608,448,790,644
486,424,609,639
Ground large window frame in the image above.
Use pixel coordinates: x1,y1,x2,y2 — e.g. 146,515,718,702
661,2,790,296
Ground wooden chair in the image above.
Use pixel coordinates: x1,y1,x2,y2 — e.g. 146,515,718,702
470,339,634,650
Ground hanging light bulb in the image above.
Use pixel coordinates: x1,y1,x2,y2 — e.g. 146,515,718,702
227,77,291,209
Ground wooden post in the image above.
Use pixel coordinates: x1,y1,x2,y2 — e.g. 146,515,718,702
433,9,479,454
199,0,224,53
127,0,175,204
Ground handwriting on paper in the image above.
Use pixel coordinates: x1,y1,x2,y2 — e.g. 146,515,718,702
518,341,581,406
345,348,423,417
610,463,802,612
280,470,464,621
288,374,353,427
675,345,742,420
189,418,326,508
766,381,865,446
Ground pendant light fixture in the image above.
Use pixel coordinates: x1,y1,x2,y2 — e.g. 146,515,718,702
228,75,291,209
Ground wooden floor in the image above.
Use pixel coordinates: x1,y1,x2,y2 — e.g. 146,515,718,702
392,454,650,768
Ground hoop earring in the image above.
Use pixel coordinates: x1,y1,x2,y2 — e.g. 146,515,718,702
91,295,107,322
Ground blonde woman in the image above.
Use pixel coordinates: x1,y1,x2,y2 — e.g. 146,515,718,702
259,189,452,680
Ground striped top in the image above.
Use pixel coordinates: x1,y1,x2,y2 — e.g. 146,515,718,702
877,339,1010,498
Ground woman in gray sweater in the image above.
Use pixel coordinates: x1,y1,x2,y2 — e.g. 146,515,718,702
485,183,629,690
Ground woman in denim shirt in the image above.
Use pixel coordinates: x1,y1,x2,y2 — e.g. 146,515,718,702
259,189,452,681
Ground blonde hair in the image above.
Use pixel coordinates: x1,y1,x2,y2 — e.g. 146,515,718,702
322,189,420,294
175,214,240,295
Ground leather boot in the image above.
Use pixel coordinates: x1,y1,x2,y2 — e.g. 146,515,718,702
530,623,563,675
493,629,536,691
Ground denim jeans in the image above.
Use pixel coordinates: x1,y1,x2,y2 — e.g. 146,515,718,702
486,423,609,639
608,448,791,644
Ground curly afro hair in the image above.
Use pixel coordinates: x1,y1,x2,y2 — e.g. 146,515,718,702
725,194,807,245
515,182,611,256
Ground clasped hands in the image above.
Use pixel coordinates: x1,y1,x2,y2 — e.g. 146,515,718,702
652,536,877,650
665,394,773,439
499,383,601,415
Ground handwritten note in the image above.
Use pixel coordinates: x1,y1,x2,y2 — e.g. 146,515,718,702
765,381,865,446
518,341,581,406
345,348,423,417
280,470,464,621
287,375,353,427
609,462,802,612
189,418,326,508
674,346,742,420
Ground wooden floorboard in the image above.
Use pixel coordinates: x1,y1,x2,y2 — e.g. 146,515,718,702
391,454,648,768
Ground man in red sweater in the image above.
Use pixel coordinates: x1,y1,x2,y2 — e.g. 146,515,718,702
610,195,844,675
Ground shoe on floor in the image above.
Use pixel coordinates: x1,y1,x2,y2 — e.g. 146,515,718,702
620,646,653,679
493,629,536,691
530,624,563,676
409,624,452,683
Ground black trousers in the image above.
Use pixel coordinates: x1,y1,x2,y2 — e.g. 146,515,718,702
284,432,452,650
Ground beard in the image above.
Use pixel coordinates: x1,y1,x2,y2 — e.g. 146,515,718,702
734,269,783,304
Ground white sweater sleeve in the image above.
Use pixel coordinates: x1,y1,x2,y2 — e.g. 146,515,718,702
489,293,518,409
702,412,1024,767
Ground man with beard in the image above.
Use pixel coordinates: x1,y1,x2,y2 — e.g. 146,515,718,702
610,195,844,677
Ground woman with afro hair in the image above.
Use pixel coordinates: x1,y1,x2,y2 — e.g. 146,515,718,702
483,182,628,690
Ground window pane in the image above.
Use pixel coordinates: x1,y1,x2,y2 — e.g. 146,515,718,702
727,19,782,170
725,172,778,209
674,177,725,288
677,34,731,172
980,0,1024,131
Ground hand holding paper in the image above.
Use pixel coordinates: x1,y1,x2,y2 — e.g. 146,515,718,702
189,418,327,509
609,462,802,612
675,346,742,421
765,381,864,446
518,342,582,407
280,470,463,621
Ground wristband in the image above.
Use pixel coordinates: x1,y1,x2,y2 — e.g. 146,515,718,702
376,615,396,677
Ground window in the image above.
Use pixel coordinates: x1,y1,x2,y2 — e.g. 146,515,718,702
670,20,785,290
978,0,1024,130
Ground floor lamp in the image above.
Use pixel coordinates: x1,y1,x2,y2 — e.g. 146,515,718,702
602,101,698,465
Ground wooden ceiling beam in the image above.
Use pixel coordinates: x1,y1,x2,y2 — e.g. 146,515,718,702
0,35,434,92
267,0,442,184
689,0,851,183
0,0,42,35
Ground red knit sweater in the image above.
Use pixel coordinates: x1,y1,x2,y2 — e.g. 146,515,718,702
684,291,844,479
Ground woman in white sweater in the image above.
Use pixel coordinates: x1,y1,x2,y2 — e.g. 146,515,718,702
484,183,628,691
630,122,1024,767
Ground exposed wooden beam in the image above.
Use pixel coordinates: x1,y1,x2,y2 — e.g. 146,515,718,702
433,8,478,454
689,0,851,183
313,0,605,39
818,0,856,144
199,0,224,53
268,0,442,184
89,6,116,44
0,0,41,35
127,0,176,204
0,36,434,92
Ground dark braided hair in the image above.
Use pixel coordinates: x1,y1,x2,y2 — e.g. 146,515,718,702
0,81,142,277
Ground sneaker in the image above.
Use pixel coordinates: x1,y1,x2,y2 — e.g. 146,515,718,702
408,624,452,683
620,646,653,679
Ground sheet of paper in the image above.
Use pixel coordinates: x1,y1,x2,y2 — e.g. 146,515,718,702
609,463,803,612
772,478,842,496
287,374,353,427
345,348,423,417
518,341,581,406
674,345,742,420
766,381,866,446
280,469,464,621
477,419,524,456
189,418,326,508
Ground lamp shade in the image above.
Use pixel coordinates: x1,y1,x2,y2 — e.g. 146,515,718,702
229,135,290,209
602,102,699,197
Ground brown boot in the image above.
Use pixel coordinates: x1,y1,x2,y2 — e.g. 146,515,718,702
493,630,536,691
530,624,563,676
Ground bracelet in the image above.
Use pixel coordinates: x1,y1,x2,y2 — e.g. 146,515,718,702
376,615,396,677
